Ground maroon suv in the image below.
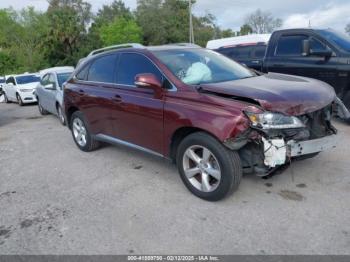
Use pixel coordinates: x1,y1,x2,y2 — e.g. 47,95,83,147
64,43,337,201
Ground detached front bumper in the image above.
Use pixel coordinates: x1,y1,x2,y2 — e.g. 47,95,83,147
263,135,337,168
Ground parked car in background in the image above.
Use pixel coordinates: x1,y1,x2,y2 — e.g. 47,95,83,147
0,77,5,95
208,28,350,121
207,34,270,71
35,66,74,125
2,73,40,105
64,43,337,201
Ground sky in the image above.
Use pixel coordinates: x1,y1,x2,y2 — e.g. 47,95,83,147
1,0,350,32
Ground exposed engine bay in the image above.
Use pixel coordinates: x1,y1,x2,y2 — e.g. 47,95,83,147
225,103,338,176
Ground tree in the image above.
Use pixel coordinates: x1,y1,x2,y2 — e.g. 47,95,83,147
45,0,92,66
238,24,253,36
0,8,49,73
95,0,132,26
245,9,282,34
100,17,143,45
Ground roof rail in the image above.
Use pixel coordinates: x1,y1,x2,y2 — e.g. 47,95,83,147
88,43,145,56
166,43,201,48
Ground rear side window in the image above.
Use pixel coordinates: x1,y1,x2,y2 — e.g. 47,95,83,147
235,46,253,58
254,45,266,58
87,54,117,83
217,46,253,60
117,53,162,86
276,35,308,56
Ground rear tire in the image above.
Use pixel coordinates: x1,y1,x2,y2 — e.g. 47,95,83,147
70,111,100,152
37,98,48,115
16,94,23,106
57,104,66,126
176,132,242,201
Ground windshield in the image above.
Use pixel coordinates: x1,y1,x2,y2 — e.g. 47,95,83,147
316,29,350,52
57,72,72,87
152,48,255,85
0,79,5,84
16,75,40,85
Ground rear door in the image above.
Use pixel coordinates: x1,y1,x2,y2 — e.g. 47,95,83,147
4,77,16,100
110,52,165,154
74,53,119,136
40,73,57,114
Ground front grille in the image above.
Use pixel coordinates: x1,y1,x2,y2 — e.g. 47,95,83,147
298,104,335,139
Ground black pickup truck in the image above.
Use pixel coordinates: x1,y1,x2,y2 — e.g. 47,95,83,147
213,28,350,121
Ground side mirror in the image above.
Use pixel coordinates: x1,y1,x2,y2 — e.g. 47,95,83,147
135,73,162,89
302,39,310,56
44,83,56,90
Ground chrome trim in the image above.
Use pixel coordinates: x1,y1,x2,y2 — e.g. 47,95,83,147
88,43,145,56
95,134,164,158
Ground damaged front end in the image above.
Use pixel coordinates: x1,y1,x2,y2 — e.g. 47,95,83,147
224,104,338,177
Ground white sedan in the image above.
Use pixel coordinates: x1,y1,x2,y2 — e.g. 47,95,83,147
2,74,40,106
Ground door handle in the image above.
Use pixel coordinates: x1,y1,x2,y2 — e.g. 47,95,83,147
112,94,122,103
251,60,260,64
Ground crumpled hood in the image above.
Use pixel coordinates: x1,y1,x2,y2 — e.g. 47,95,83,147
200,73,336,116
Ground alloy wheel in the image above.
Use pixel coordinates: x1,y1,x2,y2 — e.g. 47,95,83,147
182,145,221,192
72,118,87,147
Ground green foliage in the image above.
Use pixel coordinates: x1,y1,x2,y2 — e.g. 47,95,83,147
238,24,253,36
100,17,143,45
0,51,18,75
45,0,92,66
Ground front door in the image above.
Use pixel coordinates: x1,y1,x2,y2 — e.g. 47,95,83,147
265,33,339,92
110,52,165,154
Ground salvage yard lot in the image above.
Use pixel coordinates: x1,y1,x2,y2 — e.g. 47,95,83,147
0,102,350,254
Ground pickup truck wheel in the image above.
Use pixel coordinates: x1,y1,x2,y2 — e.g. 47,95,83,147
16,94,23,106
70,111,100,152
57,105,66,126
37,99,48,115
176,132,242,201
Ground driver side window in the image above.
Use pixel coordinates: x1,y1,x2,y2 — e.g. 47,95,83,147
310,37,328,51
41,74,50,86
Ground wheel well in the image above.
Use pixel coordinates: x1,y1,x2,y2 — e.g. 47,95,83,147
55,101,60,111
66,106,79,128
170,127,212,162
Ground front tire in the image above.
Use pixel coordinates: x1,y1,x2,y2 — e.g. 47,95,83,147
176,132,242,201
70,111,100,152
16,94,23,106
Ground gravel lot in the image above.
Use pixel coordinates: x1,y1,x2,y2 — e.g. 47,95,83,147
0,101,349,255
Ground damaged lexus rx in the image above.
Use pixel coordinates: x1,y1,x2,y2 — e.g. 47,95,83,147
64,44,337,201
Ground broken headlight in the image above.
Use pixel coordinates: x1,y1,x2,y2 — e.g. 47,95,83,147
245,111,305,129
